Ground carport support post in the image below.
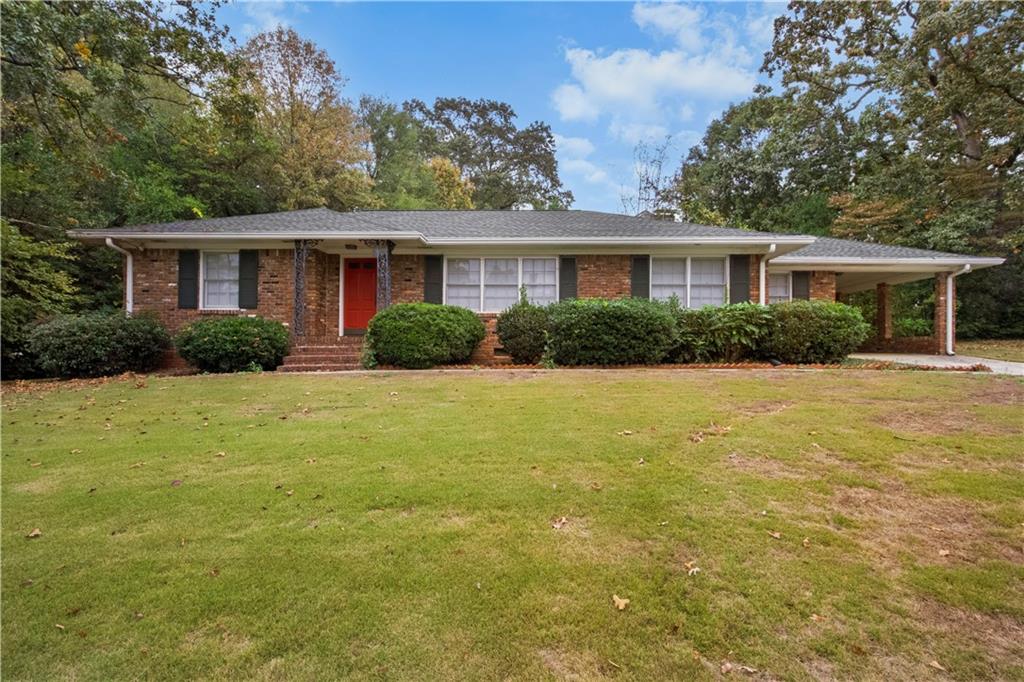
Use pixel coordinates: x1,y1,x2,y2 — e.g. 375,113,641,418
875,283,893,343
934,273,954,355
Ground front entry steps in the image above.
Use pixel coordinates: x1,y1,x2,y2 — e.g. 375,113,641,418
277,336,365,372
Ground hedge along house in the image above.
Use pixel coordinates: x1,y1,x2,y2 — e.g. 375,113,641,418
70,208,1004,369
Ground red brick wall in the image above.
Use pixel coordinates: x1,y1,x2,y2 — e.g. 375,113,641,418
131,248,294,334
810,271,837,301
749,256,762,303
392,254,425,304
578,255,632,298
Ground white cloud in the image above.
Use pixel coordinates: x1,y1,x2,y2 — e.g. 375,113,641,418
551,84,600,122
239,1,305,36
632,2,704,52
550,1,780,150
609,121,669,145
553,47,755,122
553,134,596,158
562,158,610,185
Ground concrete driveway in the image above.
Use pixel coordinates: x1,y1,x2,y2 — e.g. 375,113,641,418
851,353,1024,376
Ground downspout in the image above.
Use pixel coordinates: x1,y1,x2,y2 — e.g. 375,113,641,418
758,243,777,305
945,264,971,356
105,238,133,315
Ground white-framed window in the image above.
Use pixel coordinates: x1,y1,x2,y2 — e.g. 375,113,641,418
445,257,559,312
768,272,792,304
649,256,727,308
201,251,240,310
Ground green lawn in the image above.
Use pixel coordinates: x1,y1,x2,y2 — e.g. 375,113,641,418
3,370,1023,681
958,339,1024,363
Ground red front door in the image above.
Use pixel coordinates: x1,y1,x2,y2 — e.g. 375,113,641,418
343,258,377,333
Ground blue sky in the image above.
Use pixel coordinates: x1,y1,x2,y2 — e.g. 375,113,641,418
217,1,786,212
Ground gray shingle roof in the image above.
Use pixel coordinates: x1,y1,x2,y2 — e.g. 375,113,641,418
69,208,998,264
348,209,784,239
778,237,976,261
81,208,405,235
72,208,795,240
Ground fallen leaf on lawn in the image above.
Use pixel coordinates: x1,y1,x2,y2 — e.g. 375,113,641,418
616,430,634,436
286,490,294,497
637,457,645,465
179,537,186,547
215,451,226,458
55,624,65,631
305,458,317,464
590,482,602,491
938,549,951,557
30,462,42,467
721,662,733,674
810,613,826,622
687,566,701,577
689,432,705,443
929,660,947,672
612,594,630,610
70,449,82,454
209,568,220,577
129,462,144,468
551,516,568,530
768,531,781,539
658,521,668,526
738,665,758,674
802,537,810,548
133,612,144,620
170,480,182,487
26,528,42,539
607,660,621,670
389,391,399,396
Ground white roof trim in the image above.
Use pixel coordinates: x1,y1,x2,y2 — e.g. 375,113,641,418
773,256,1005,267
71,231,423,240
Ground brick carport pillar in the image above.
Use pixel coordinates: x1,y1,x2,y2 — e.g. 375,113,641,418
933,272,955,355
875,282,893,344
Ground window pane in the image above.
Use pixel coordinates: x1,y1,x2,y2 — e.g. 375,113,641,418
446,259,481,311
203,252,239,309
522,258,557,305
690,258,725,307
483,258,518,311
768,273,790,304
651,258,687,302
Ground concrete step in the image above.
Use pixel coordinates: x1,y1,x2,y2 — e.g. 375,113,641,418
283,354,362,365
277,363,362,372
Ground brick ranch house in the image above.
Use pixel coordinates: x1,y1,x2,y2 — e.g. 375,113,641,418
70,209,1004,370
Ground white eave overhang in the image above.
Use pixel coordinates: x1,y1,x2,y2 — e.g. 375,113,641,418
771,256,1005,271
68,231,423,241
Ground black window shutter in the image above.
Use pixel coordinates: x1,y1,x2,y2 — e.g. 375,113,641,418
178,250,199,309
238,250,259,309
792,271,811,300
424,255,444,304
729,255,751,303
630,255,650,299
559,257,577,300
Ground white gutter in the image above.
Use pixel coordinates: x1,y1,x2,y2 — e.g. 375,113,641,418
772,256,1005,267
758,243,777,305
945,264,971,355
105,238,133,314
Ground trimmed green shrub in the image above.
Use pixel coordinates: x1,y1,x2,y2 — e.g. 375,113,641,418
895,317,931,337
765,300,871,364
495,295,550,364
667,301,772,363
27,312,170,378
546,298,676,365
366,303,485,369
175,316,290,373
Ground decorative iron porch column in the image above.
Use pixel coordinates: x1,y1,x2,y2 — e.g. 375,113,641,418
363,239,395,311
292,239,322,337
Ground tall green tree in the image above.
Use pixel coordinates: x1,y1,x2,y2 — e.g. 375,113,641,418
359,96,436,208
238,27,373,211
406,97,572,209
